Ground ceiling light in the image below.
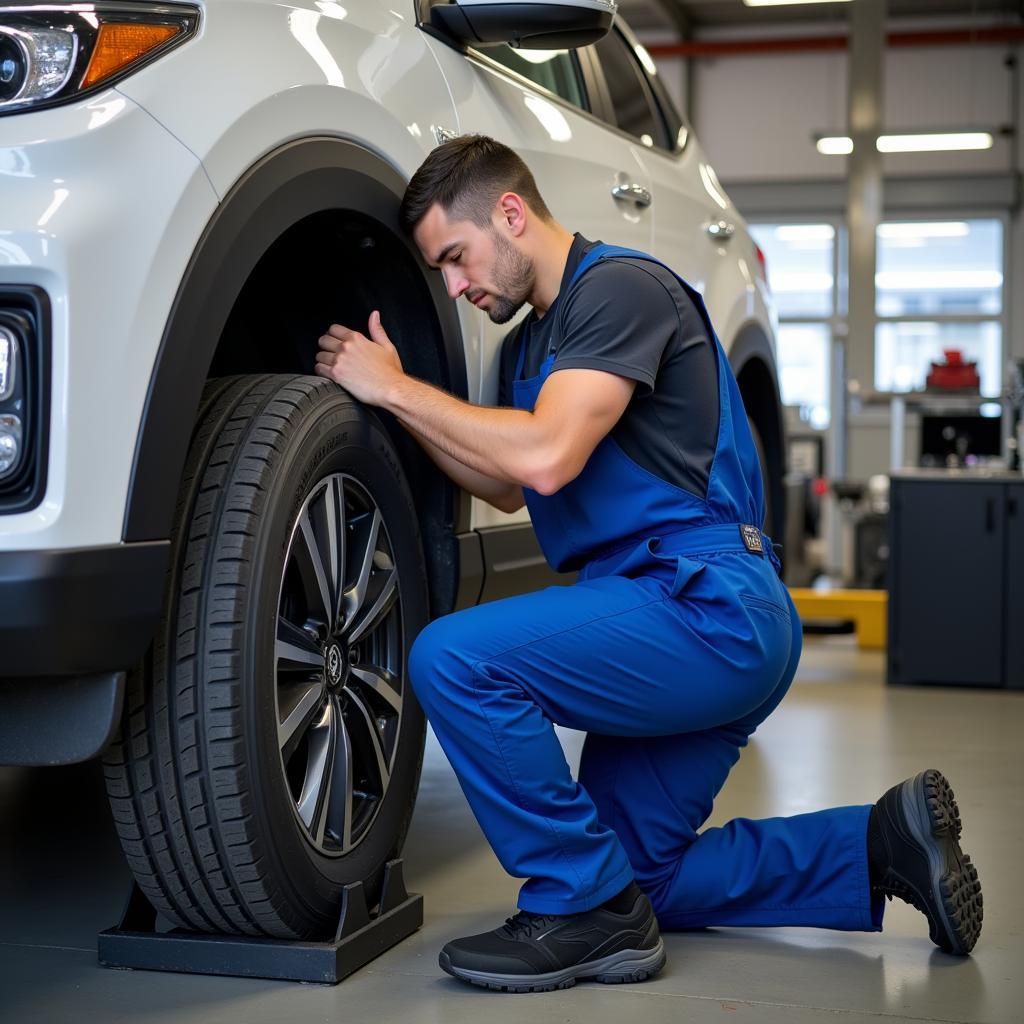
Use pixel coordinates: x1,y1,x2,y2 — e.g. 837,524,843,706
816,136,854,155
815,131,995,154
877,132,993,152
744,0,851,6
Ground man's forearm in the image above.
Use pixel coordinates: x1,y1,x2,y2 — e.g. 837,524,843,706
382,374,550,489
405,423,524,512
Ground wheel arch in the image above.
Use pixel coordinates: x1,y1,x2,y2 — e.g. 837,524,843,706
121,137,469,613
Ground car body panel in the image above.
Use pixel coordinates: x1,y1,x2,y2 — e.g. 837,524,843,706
0,92,218,549
0,0,781,621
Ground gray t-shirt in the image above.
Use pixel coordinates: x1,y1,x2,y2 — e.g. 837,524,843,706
498,234,720,500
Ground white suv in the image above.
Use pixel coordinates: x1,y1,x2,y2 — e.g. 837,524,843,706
0,0,783,939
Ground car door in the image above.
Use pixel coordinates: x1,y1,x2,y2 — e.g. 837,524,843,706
587,24,731,292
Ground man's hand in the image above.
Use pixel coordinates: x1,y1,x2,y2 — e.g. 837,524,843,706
315,310,404,406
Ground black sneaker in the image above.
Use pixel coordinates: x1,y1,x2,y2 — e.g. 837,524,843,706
438,883,666,993
873,769,983,955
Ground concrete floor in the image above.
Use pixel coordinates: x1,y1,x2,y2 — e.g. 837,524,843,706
1,636,1021,1023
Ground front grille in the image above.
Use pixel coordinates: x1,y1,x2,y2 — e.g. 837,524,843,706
0,287,50,513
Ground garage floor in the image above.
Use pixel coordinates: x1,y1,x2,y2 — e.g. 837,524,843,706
1,637,1020,1024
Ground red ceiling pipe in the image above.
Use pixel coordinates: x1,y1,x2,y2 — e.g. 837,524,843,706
646,26,1024,59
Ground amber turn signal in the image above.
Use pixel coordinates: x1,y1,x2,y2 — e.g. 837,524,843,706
81,23,179,89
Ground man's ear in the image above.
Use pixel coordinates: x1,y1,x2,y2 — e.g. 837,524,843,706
496,191,528,237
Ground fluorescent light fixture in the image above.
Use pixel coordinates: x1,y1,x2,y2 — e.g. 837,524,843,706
816,132,994,154
877,132,993,152
745,0,851,5
816,136,854,155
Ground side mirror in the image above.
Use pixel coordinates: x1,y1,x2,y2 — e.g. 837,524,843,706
430,0,617,50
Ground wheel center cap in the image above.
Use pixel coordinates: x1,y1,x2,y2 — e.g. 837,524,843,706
326,643,346,688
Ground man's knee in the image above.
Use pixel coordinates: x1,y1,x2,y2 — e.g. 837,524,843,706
408,612,477,711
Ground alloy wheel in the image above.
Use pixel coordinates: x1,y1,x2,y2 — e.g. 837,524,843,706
274,473,404,856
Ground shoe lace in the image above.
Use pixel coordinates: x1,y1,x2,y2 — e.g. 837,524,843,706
501,909,562,940
874,874,927,914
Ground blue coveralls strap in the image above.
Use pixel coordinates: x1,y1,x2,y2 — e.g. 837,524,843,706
409,244,882,931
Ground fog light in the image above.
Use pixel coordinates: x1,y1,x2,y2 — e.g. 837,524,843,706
0,413,21,478
0,326,16,401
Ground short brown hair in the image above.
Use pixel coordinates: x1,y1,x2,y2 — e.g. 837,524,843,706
399,134,552,234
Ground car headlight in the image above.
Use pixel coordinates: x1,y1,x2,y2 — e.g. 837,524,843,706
0,3,199,117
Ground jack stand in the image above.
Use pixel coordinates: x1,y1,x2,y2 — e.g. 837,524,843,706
97,859,423,984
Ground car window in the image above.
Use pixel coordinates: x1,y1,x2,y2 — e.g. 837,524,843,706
482,46,587,110
592,30,670,150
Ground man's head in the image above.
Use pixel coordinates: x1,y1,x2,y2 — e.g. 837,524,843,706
400,135,555,324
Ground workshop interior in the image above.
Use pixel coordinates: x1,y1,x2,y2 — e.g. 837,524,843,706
0,0,1020,1021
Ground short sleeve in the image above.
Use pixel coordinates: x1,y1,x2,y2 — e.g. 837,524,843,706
550,260,687,397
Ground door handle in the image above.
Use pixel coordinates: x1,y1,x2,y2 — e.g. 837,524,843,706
611,183,652,208
706,220,736,240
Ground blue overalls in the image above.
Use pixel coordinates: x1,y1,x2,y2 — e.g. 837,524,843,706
409,245,883,931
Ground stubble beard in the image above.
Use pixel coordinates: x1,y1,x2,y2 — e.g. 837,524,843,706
483,231,536,325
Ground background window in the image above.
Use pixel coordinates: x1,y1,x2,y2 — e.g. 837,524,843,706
874,219,1004,395
484,47,586,109
777,324,832,430
750,223,838,427
876,321,1002,396
592,31,668,148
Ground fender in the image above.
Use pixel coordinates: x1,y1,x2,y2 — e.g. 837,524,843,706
122,137,468,542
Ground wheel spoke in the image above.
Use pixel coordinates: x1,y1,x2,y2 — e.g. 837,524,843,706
341,509,382,631
296,701,335,845
324,475,346,630
349,663,402,713
279,680,326,762
345,688,391,787
346,568,398,645
325,698,354,852
276,616,325,671
297,506,334,625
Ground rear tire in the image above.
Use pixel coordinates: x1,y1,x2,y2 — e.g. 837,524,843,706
747,414,776,539
103,374,428,938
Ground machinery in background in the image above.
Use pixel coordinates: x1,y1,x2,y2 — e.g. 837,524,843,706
925,348,980,392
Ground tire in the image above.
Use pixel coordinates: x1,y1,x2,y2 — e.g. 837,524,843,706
103,374,429,939
747,414,776,539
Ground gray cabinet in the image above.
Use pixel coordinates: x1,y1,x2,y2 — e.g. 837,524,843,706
1006,488,1024,688
888,473,1024,688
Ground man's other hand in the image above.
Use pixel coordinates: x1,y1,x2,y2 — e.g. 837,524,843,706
315,310,405,406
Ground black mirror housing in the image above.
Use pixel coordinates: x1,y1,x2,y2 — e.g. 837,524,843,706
430,0,616,50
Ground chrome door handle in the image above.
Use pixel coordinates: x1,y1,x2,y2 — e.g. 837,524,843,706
706,220,735,240
611,183,652,208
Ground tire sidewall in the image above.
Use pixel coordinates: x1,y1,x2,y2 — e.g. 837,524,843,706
245,389,428,922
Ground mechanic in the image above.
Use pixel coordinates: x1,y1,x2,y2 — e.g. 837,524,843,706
315,135,981,993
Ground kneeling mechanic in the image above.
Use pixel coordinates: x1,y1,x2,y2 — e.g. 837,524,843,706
315,135,983,993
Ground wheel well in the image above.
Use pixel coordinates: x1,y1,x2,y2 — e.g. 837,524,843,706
735,353,786,538
211,210,463,618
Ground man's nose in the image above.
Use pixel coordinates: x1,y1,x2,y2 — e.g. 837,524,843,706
443,269,469,300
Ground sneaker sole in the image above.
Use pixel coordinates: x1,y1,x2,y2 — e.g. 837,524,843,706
899,769,983,955
438,939,667,993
